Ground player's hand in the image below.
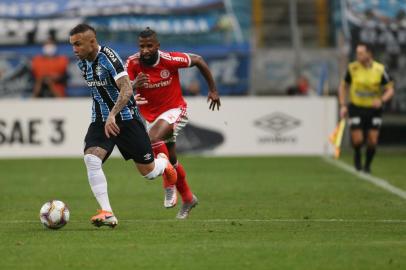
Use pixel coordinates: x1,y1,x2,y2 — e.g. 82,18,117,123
339,105,348,119
104,114,120,138
134,94,148,105
372,98,383,109
132,73,149,90
207,90,221,111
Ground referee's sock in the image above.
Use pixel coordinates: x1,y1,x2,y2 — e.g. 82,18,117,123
364,146,376,173
151,141,169,158
353,145,362,171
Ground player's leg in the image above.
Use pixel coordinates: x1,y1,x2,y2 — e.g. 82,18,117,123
348,105,364,171
162,109,197,218
114,119,176,183
83,122,117,227
149,119,172,158
166,142,198,219
148,119,179,207
363,108,382,173
364,129,379,173
166,142,193,203
350,129,363,171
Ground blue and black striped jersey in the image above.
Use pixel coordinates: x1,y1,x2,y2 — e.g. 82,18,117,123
77,46,141,122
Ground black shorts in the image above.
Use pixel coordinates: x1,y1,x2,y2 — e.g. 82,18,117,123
84,119,154,164
348,104,383,131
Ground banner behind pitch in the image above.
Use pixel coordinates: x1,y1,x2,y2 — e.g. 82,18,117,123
0,97,337,157
0,99,89,157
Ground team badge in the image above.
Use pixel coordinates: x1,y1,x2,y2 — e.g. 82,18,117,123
160,69,170,79
95,65,103,76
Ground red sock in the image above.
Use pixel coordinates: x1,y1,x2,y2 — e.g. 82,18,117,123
151,141,171,188
151,141,169,158
175,162,193,203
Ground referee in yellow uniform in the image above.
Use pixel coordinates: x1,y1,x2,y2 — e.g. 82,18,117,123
338,43,394,173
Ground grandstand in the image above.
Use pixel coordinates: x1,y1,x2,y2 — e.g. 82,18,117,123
0,1,405,269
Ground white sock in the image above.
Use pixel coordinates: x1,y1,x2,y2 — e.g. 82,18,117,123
84,154,113,212
144,157,167,180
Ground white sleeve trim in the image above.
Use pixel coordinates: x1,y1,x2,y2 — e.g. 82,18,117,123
114,71,128,81
185,53,192,67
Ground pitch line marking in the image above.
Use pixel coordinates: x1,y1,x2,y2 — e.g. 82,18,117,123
2,219,406,224
323,157,406,200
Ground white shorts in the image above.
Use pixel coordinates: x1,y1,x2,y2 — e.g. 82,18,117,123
146,107,188,143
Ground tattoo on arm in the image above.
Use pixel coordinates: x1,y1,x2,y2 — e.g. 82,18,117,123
110,75,133,116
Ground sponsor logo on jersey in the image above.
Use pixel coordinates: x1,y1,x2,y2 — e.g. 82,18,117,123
143,153,152,161
160,69,170,79
145,78,173,89
172,56,187,63
103,47,117,62
87,79,108,87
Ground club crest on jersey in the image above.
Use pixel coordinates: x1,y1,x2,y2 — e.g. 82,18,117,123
160,69,170,79
95,65,103,76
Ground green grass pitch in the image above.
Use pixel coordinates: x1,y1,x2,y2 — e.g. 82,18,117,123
0,152,405,269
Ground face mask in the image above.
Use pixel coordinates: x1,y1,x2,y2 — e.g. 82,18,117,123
140,51,159,66
43,44,57,56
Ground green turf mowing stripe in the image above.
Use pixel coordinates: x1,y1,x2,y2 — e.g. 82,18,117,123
323,157,406,200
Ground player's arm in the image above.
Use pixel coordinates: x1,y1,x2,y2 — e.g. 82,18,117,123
125,58,149,91
381,84,394,104
375,67,395,108
105,75,133,138
189,53,221,111
338,69,351,119
132,73,149,90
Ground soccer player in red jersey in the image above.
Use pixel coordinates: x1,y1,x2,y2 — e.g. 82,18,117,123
126,27,221,219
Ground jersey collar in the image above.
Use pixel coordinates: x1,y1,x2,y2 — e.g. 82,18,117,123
152,50,161,67
88,46,101,63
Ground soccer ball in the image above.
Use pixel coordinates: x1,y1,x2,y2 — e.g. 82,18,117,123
39,200,70,229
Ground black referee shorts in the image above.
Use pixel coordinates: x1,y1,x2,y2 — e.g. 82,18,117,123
84,119,154,164
348,104,383,131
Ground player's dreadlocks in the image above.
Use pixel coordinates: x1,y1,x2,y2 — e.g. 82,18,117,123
139,27,157,39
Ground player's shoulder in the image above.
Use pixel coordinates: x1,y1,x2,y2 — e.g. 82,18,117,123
159,50,173,61
160,50,189,64
372,61,385,72
348,61,361,72
99,46,121,63
126,52,140,65
127,52,140,61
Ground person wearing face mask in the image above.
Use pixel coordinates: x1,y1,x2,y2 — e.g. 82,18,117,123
31,37,69,97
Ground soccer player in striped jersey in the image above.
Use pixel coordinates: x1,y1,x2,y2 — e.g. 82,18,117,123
126,27,221,219
69,24,177,228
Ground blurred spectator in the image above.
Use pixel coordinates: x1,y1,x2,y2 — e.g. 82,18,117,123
286,75,315,96
31,38,69,98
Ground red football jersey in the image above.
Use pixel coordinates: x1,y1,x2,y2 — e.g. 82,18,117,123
126,50,191,122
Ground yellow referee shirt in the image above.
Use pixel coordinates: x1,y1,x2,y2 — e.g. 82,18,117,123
344,61,393,107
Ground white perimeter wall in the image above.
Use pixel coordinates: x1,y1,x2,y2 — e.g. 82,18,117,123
0,97,337,158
